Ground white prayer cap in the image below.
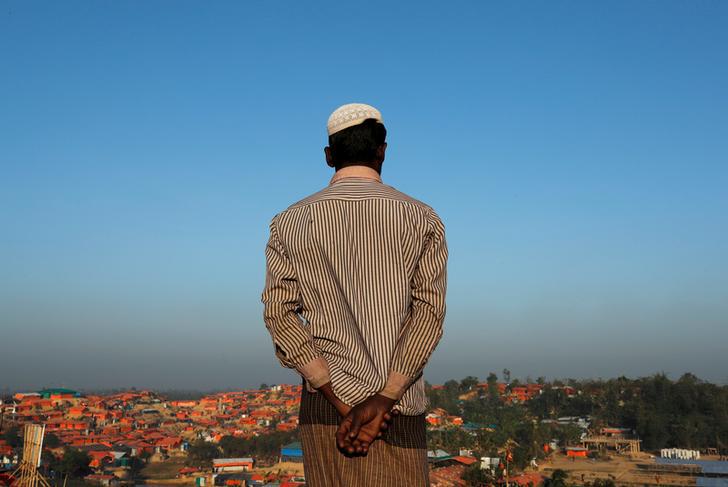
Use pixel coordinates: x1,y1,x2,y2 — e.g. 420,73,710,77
327,103,384,136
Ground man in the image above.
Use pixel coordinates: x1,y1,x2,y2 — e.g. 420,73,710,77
262,103,447,486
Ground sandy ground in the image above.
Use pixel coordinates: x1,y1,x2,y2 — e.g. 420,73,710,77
539,453,706,486
141,458,188,480
252,461,305,476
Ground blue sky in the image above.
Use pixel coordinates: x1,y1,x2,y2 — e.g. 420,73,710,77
2,1,727,391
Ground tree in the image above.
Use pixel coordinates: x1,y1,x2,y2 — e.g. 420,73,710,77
462,463,493,486
57,448,92,478
528,387,568,419
44,432,61,448
487,373,499,400
554,424,583,447
426,383,459,413
545,469,569,487
218,430,299,462
186,440,220,468
128,455,147,480
426,428,476,453
41,450,58,477
460,376,479,392
503,369,511,384
2,425,21,448
444,380,460,396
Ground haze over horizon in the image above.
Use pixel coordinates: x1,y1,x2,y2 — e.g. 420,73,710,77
2,2,727,391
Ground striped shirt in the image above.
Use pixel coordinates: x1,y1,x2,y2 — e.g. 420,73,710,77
261,166,447,415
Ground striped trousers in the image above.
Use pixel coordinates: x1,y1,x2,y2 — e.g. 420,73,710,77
299,385,429,486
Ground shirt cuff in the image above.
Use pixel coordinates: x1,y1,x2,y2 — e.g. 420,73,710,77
379,371,412,401
297,356,331,389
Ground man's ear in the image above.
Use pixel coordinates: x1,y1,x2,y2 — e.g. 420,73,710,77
325,146,335,168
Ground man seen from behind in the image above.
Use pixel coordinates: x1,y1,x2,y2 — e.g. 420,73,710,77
262,103,447,486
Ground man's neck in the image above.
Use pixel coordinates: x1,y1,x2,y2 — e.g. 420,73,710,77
329,165,382,185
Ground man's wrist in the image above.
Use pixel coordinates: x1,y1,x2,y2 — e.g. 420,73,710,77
335,402,352,417
316,381,351,417
379,371,412,401
372,393,396,410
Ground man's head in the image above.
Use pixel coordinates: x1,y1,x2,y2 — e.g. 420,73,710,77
325,103,387,172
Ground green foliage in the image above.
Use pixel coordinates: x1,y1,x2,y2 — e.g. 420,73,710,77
487,373,499,400
545,469,569,487
442,390,552,467
592,373,728,450
128,455,147,479
552,423,583,447
460,376,479,392
427,372,727,464
41,450,57,474
427,428,477,453
55,447,92,478
44,432,61,448
218,430,299,462
461,463,493,486
503,369,511,383
2,425,21,448
524,373,728,451
528,388,569,418
186,440,220,468
528,387,594,419
426,381,460,413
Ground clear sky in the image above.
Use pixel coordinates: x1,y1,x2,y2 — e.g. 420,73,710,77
2,1,727,392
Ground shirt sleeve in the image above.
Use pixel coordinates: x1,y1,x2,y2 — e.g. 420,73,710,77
380,211,448,401
261,218,331,389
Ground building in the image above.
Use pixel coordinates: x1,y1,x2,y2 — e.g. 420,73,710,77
212,458,255,473
38,388,82,399
280,442,303,463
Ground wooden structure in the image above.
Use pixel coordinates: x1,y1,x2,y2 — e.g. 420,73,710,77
582,435,641,454
11,424,52,487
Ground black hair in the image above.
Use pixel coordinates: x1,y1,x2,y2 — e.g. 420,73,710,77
328,118,387,167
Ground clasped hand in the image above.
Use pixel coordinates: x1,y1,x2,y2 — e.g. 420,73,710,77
335,393,397,455
317,383,398,456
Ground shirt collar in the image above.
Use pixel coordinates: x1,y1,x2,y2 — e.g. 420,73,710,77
329,165,382,185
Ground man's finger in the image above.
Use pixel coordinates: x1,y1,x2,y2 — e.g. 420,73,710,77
349,413,363,439
348,438,360,454
356,438,370,454
340,435,356,455
336,418,352,448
